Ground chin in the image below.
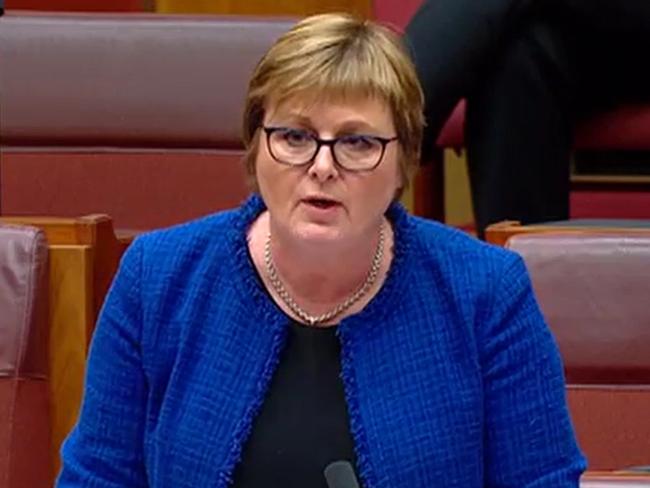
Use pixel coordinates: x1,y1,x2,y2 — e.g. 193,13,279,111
291,221,345,244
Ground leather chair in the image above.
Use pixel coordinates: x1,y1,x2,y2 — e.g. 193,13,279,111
0,225,51,487
485,219,650,247
0,214,134,479
581,472,650,487
506,232,650,470
0,12,294,230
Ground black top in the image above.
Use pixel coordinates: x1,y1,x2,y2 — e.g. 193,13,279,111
232,321,358,488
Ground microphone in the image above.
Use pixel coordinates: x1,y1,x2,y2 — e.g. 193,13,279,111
324,460,360,488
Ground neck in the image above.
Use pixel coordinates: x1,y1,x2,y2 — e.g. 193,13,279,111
257,212,389,318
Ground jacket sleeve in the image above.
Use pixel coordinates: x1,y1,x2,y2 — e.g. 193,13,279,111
56,238,148,487
479,253,586,487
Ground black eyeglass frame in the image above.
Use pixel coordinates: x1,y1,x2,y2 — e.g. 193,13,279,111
262,126,399,172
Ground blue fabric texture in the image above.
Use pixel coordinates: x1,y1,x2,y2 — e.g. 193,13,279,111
57,194,586,487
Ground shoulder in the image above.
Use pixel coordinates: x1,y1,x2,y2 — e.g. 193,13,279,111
113,206,255,365
113,205,253,313
406,215,523,282
400,215,536,335
133,208,239,264
130,195,264,272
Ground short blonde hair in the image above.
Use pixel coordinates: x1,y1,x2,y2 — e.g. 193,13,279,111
241,13,424,198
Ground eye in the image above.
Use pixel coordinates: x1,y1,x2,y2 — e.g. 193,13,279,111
278,128,312,147
339,134,378,152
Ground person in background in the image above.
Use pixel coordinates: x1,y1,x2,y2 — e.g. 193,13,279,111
406,0,650,237
57,13,585,488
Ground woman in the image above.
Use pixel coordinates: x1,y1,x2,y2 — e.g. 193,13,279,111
57,13,585,488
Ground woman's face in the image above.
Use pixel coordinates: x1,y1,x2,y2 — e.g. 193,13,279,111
255,94,402,246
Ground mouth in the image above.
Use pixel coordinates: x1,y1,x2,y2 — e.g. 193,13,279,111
301,196,341,210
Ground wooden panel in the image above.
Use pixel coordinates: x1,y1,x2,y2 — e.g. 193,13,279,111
0,216,134,481
573,175,650,185
0,214,133,339
156,0,372,17
444,149,474,227
1,214,117,247
6,0,145,10
48,244,93,481
405,149,473,224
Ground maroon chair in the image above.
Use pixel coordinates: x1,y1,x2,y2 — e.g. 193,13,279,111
0,12,294,230
581,472,650,487
0,225,51,488
506,232,650,471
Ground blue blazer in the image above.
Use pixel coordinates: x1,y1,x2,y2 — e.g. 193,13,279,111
57,195,585,487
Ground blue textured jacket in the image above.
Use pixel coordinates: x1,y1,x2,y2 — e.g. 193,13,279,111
57,195,586,487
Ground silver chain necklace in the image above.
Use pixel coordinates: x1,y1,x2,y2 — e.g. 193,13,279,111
264,224,385,326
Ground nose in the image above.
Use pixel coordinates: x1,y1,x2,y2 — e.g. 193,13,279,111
307,143,339,182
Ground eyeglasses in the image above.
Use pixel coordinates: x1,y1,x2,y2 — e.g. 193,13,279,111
262,126,398,172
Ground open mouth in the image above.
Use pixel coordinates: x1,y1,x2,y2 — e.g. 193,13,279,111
303,197,340,210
